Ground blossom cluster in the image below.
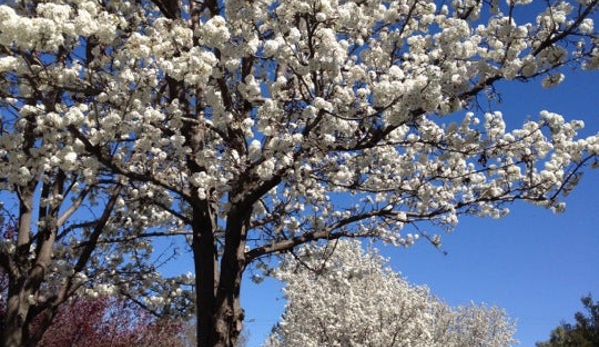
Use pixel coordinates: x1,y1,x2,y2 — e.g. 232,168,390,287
266,240,517,347
0,0,598,344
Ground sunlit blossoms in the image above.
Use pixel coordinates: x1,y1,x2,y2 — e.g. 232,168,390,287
265,240,517,347
1,0,598,346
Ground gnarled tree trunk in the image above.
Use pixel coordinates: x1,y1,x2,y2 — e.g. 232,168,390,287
192,199,249,347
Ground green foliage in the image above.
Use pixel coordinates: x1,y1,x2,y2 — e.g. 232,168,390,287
536,295,599,347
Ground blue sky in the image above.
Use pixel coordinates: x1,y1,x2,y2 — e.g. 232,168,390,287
1,3,596,347
240,70,599,346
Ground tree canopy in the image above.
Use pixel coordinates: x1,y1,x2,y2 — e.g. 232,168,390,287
0,0,598,346
536,295,599,347
265,240,517,347
33,296,186,347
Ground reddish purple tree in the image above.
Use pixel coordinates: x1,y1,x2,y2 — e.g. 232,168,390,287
0,268,187,347
34,296,186,347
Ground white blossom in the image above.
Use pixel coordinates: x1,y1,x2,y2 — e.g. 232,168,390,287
1,0,598,345
266,240,517,347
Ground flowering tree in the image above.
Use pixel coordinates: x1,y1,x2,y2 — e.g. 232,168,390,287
265,240,517,347
1,0,599,346
32,296,186,347
0,209,192,347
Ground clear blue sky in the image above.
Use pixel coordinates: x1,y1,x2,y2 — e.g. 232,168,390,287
238,70,599,346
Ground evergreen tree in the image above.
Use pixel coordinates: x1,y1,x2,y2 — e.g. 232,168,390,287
536,295,599,347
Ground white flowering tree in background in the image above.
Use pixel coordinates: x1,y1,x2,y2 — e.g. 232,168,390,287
0,0,599,346
265,240,517,347
430,302,518,347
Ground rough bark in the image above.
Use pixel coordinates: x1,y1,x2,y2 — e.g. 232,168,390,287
191,200,249,347
210,203,250,347
191,195,218,347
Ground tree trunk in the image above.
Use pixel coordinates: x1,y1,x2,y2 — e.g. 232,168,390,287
192,200,248,347
1,182,35,347
2,284,28,347
210,204,248,347
2,258,57,347
1,174,67,347
192,196,219,347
